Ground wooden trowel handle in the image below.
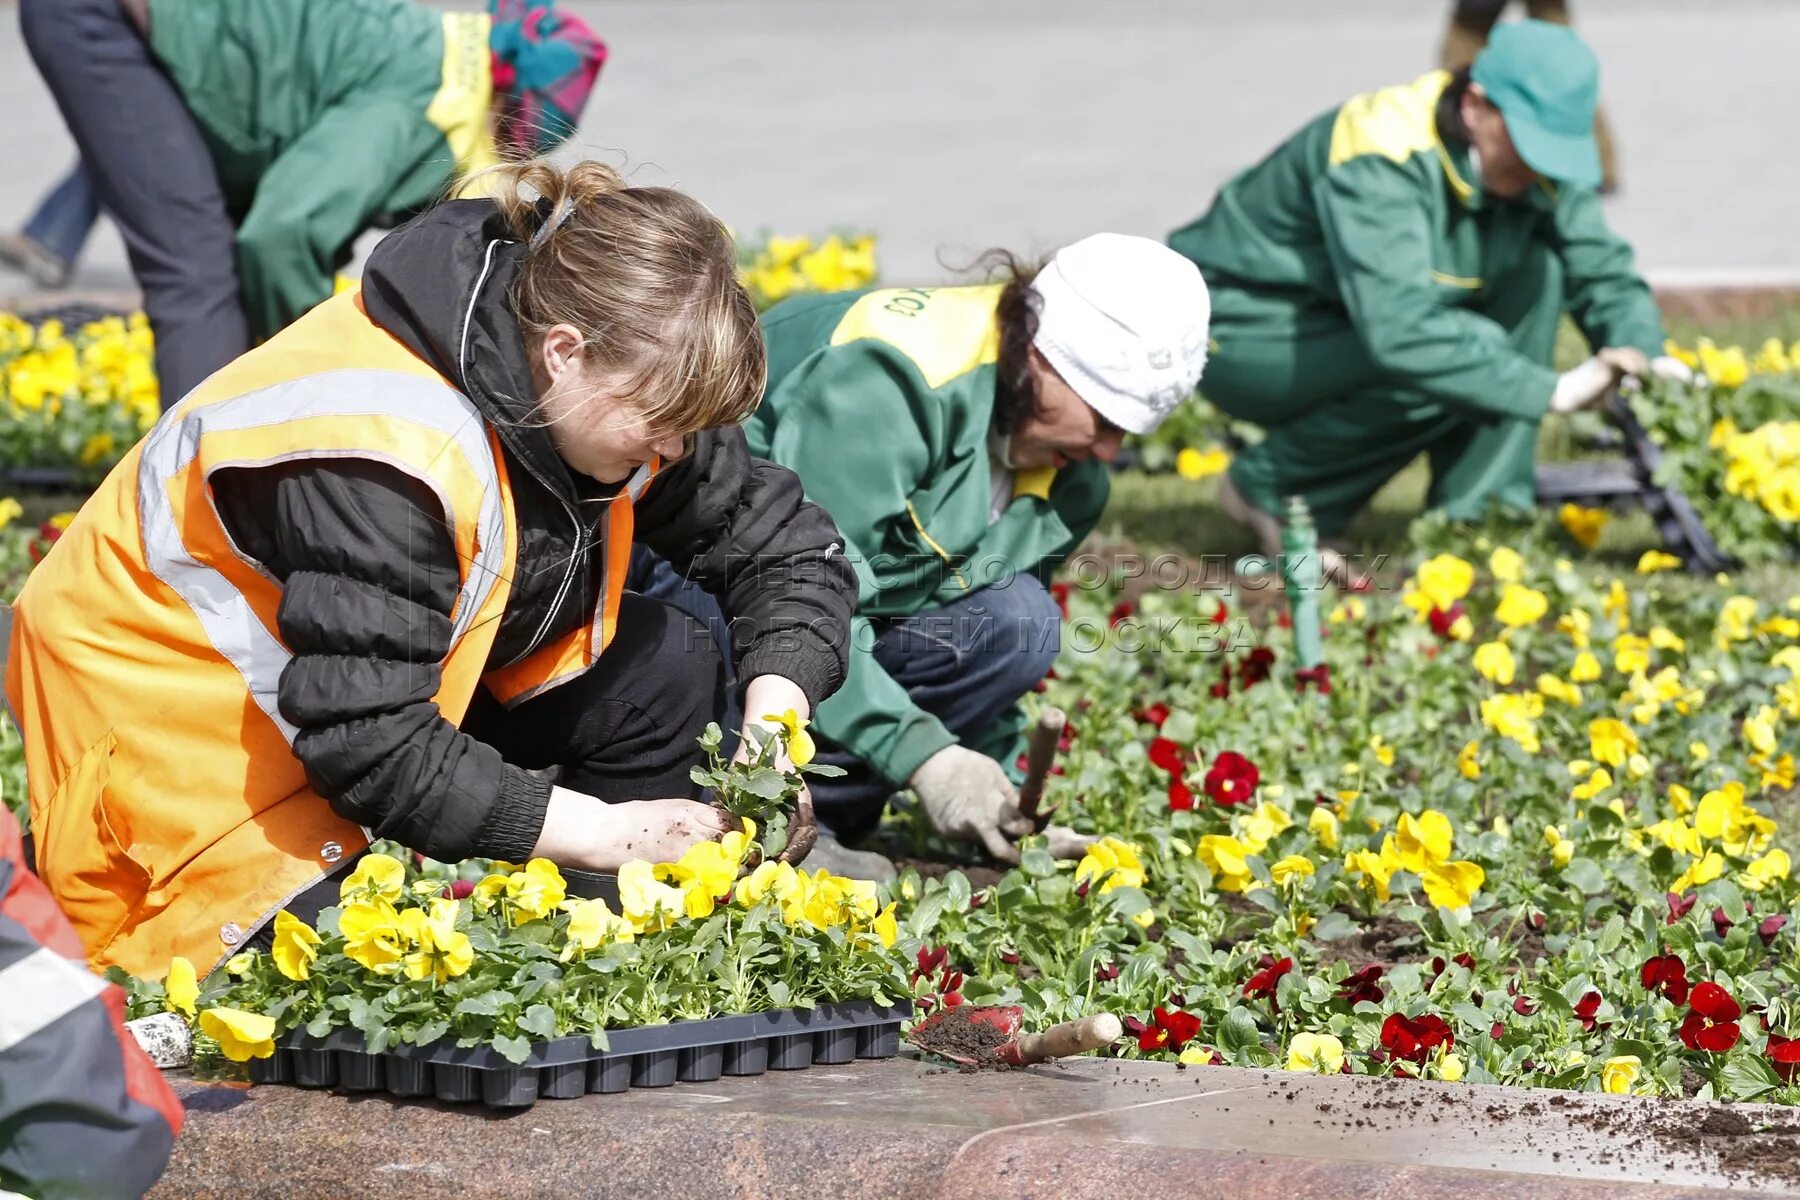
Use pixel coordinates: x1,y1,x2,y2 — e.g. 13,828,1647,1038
1005,1013,1122,1066
1017,707,1065,829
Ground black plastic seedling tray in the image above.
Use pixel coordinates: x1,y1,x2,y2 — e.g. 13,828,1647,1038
247,999,910,1109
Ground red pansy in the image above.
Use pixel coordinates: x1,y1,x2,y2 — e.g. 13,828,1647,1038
1768,1033,1800,1083
1666,891,1697,924
1138,702,1172,729
1137,1007,1202,1053
1167,777,1195,812
1148,737,1189,774
1203,751,1261,807
1338,964,1386,1007
1512,995,1537,1017
1639,954,1691,1006
1049,581,1072,618
1678,982,1743,1053
1760,914,1789,943
1243,956,1293,1003
1239,647,1277,687
1573,990,1604,1032
1294,664,1333,694
1711,907,1734,938
1109,600,1135,628
1379,1013,1454,1064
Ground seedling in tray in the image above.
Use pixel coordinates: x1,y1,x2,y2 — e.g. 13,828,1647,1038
691,713,844,865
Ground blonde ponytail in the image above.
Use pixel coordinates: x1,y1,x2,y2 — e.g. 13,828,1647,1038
470,155,765,434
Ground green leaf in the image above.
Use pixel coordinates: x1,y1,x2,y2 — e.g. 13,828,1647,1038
454,991,509,1018
735,767,791,801
412,1020,449,1047
491,1033,532,1065
766,980,792,1008
1562,858,1607,895
1310,911,1360,942
1216,1006,1263,1054
518,1003,557,1040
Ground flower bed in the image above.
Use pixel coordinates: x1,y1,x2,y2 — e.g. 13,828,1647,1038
886,529,1798,1100
0,312,158,479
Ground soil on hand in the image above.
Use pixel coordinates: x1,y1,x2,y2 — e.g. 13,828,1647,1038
907,1007,1017,1071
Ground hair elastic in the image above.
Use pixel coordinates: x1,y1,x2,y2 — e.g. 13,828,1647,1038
529,196,574,251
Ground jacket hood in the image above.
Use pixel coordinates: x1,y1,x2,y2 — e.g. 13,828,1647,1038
361,199,577,499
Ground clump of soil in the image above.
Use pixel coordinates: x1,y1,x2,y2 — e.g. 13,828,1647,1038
1553,1092,1800,1187
906,1007,1017,1071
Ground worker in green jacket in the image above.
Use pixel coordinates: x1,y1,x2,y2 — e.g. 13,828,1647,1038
1168,20,1687,566
632,234,1211,877
20,0,604,404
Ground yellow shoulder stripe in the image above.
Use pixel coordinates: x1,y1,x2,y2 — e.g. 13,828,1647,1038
829,284,1004,390
1012,466,1056,502
1328,71,1450,167
429,12,500,191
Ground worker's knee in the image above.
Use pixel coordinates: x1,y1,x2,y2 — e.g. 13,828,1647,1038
960,575,1063,700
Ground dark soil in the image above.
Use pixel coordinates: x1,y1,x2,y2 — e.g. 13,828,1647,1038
906,1007,1017,1071
1551,1092,1800,1187
1480,910,1550,969
1311,914,1427,969
894,857,1008,891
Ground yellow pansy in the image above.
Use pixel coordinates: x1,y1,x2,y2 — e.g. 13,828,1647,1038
1569,651,1602,683
1613,634,1651,675
1393,810,1453,871
1647,626,1687,654
1543,825,1575,868
1473,640,1516,685
1176,445,1231,481
870,902,899,948
1601,1056,1641,1095
1694,782,1775,855
1369,735,1396,768
503,859,569,925
1602,579,1631,628
1772,646,1800,676
1414,554,1476,611
1457,740,1482,780
1196,835,1254,894
165,956,198,1016
1637,551,1683,574
225,953,254,976
1642,818,1703,857
1077,837,1148,894
1481,692,1544,753
1716,595,1759,648
1237,802,1293,854
560,896,635,960
657,839,742,919
1329,596,1368,625
1626,754,1653,780
737,860,809,924
619,860,689,932
1558,503,1608,549
339,899,408,974
1744,706,1781,757
199,1007,277,1062
1489,546,1525,583
1495,583,1549,628
1270,855,1316,886
1559,608,1593,649
1759,753,1796,792
1285,1032,1346,1074
1437,1051,1466,1083
0,497,21,531
1740,849,1791,892
1668,783,1695,814
1589,718,1639,768
1571,767,1614,802
761,709,816,767
1344,845,1398,903
340,852,406,903
1671,850,1726,893
1536,673,1582,707
400,898,475,984
1420,860,1484,909
271,911,322,982
1308,805,1340,851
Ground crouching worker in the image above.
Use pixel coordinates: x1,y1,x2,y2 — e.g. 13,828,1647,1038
1168,20,1685,565
6,159,858,979
634,234,1210,877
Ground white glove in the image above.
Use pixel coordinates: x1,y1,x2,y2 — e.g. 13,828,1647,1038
1651,355,1695,383
1041,825,1099,860
909,745,1033,862
1550,355,1620,414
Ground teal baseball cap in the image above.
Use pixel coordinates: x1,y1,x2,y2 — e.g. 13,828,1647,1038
1470,20,1602,188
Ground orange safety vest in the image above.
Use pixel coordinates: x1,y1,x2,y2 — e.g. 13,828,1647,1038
6,290,651,978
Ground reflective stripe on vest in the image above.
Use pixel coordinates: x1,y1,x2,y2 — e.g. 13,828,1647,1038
484,457,659,707
136,371,509,742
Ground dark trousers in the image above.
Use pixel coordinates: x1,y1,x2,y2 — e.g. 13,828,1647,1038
252,593,724,947
21,0,249,405
629,547,1061,844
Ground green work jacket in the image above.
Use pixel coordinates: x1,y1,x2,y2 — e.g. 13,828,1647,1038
1169,70,1663,421
147,0,498,339
748,285,1109,785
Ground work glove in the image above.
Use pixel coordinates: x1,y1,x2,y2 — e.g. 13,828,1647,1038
1650,355,1696,384
1550,354,1622,414
909,744,1035,863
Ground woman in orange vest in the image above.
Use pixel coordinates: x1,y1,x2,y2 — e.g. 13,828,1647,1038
6,157,858,979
